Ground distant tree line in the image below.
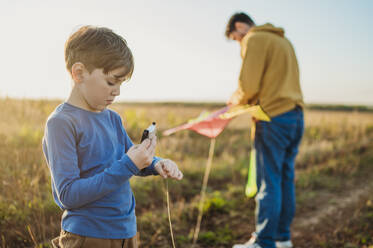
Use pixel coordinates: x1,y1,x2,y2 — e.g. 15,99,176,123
307,104,373,112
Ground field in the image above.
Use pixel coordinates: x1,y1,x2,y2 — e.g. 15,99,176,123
0,98,372,248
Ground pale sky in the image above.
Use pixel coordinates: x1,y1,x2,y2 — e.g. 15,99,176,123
1,0,372,105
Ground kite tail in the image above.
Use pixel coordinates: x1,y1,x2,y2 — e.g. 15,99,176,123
245,120,257,198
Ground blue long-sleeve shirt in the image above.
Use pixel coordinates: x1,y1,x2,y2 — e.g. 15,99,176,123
42,102,160,239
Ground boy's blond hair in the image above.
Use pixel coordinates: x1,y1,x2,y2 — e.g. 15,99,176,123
65,25,134,80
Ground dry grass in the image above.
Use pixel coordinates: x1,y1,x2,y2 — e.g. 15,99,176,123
0,98,372,247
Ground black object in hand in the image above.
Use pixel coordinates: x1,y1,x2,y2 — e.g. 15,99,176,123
140,122,156,142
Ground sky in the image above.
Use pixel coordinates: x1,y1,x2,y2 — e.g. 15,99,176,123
0,0,372,105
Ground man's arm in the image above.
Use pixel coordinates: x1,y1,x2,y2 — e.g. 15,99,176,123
229,35,267,105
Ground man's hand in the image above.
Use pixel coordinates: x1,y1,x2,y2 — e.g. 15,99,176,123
127,136,157,170
155,159,183,180
226,95,240,107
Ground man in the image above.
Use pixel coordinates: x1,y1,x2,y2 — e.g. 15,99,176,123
225,13,304,248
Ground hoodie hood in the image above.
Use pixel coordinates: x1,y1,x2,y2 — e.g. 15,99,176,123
250,23,284,37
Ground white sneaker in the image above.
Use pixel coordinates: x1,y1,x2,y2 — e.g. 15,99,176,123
233,234,259,248
232,242,262,248
275,240,293,248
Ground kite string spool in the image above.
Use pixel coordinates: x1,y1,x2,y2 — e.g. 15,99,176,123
192,138,216,246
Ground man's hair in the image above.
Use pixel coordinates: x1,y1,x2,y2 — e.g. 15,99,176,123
65,26,134,80
225,12,255,38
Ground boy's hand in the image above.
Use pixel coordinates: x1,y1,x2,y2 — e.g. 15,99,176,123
155,159,183,180
127,136,157,170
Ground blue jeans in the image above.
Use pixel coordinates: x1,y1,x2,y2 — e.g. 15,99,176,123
254,107,304,248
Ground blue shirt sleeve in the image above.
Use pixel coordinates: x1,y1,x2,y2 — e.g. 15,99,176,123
44,116,140,210
138,156,161,176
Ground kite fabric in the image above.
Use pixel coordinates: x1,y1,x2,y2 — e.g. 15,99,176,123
163,104,270,198
163,106,231,138
162,105,270,138
220,105,271,121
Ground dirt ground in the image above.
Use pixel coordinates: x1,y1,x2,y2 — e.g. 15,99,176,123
229,167,373,248
292,179,373,248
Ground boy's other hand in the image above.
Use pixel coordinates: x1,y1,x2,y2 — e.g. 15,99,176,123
127,137,157,170
155,159,183,180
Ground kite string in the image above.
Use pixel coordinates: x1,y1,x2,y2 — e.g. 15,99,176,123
192,138,216,246
166,179,176,248
157,138,176,248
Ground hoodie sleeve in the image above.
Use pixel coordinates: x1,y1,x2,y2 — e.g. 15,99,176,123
230,35,267,105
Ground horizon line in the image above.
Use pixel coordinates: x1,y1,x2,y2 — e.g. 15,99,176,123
1,96,372,108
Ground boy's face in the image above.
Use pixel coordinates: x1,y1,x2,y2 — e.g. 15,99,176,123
77,66,128,112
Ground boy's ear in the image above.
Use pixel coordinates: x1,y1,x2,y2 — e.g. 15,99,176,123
71,62,86,83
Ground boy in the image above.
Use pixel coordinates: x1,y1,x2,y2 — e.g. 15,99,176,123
42,26,183,248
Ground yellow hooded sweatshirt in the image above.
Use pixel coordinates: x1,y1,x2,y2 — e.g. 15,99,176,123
230,23,304,117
